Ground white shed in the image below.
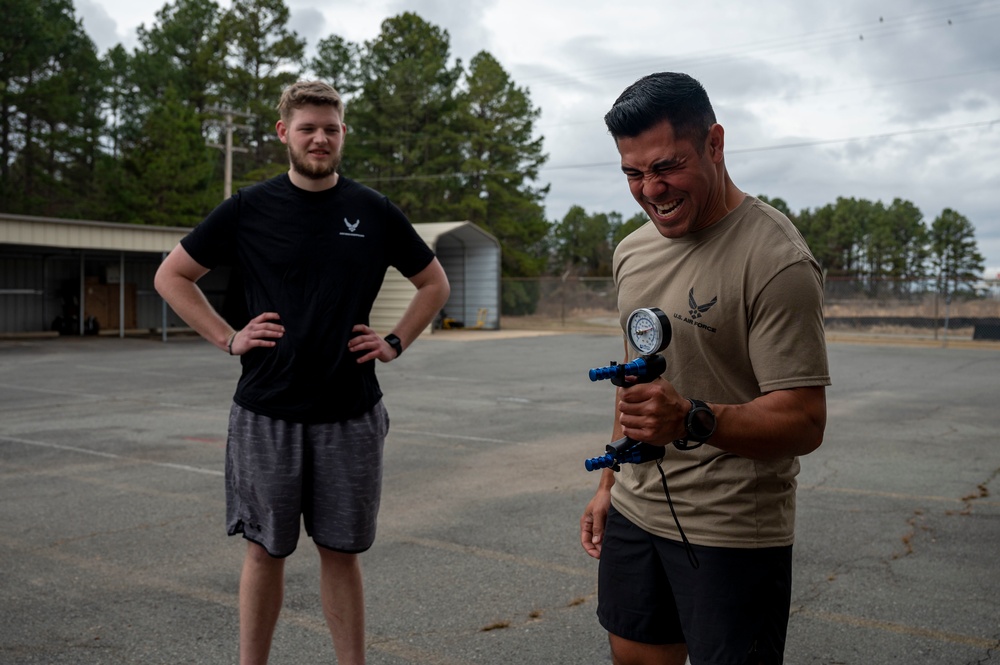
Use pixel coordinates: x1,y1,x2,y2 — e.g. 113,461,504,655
371,221,501,333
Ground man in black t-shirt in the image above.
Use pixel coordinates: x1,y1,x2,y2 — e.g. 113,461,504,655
155,80,450,665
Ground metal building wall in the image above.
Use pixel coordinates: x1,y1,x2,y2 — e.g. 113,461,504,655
1,214,190,336
0,245,169,335
436,234,500,329
0,248,49,333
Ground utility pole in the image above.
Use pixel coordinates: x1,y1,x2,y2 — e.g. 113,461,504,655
204,106,254,200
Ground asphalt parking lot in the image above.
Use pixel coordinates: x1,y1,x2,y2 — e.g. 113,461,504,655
1,331,998,664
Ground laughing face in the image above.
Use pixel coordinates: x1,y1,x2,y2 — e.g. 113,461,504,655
276,103,346,188
616,119,730,239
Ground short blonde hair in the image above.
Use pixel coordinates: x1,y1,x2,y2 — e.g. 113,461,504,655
277,80,343,123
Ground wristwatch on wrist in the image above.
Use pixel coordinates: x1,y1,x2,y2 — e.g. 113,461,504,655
684,398,716,443
384,333,403,358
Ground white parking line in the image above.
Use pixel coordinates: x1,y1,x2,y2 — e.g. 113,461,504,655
0,434,223,477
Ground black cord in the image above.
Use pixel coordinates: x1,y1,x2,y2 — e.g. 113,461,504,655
655,459,700,569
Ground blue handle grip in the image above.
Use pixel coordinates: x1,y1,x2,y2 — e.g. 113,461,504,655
589,357,655,382
585,444,663,471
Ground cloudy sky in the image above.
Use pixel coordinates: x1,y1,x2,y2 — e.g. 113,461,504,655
76,0,1000,275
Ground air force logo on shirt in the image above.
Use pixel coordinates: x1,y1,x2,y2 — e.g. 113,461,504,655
340,218,364,238
672,287,718,333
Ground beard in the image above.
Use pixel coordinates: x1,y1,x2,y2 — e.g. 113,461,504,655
287,143,341,180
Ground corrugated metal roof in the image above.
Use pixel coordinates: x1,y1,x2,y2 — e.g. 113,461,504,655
0,213,188,253
413,221,500,250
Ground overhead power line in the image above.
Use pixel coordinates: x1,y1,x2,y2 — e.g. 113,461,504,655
352,118,998,183
541,118,999,172
516,0,1000,88
534,64,1000,132
726,119,1000,155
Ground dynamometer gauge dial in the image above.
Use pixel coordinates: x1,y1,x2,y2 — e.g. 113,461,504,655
626,307,671,355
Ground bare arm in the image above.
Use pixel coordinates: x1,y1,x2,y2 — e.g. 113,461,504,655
709,386,826,458
153,244,283,354
618,379,826,461
580,463,616,559
580,338,629,559
348,257,451,363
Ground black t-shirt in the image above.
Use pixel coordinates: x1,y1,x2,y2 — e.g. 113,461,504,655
181,173,435,423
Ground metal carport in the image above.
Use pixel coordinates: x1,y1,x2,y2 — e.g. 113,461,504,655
1,214,500,338
371,221,501,333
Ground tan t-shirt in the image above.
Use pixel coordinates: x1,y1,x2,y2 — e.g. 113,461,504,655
610,195,830,548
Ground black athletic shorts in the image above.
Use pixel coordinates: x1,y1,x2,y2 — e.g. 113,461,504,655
598,506,793,665
225,400,389,558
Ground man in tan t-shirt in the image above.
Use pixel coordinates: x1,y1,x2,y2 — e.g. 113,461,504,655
579,72,830,665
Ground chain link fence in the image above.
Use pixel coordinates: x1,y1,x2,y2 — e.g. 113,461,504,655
501,276,1000,344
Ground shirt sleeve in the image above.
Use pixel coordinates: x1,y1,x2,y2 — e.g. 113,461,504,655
749,259,832,393
179,195,240,270
383,198,436,277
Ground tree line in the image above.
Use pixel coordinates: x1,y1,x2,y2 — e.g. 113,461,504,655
1,0,987,313
546,197,986,299
761,195,985,298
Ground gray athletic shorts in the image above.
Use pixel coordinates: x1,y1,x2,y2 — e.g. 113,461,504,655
225,400,389,558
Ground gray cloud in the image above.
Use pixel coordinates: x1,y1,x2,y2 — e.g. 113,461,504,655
75,0,124,52
289,7,327,58
385,0,496,64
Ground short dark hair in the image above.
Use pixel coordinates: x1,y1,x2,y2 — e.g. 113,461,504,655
604,72,717,148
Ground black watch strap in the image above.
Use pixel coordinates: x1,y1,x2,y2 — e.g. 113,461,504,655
685,398,716,443
384,333,403,358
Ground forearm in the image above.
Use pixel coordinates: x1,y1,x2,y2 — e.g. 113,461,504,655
599,340,629,492
596,387,631,492
154,270,233,351
619,382,826,461
709,386,826,460
390,259,450,349
391,285,448,347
